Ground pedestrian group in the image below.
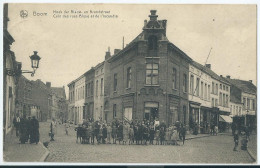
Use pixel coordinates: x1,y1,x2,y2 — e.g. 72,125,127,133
74,118,186,146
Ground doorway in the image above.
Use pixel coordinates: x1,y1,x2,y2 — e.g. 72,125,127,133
144,102,159,122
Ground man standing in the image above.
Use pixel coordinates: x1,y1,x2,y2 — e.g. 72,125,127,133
233,129,239,151
180,124,186,145
30,116,39,144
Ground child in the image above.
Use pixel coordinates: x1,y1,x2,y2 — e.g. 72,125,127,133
155,129,160,145
165,128,170,145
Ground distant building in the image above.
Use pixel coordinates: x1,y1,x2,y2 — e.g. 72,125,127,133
51,86,67,122
84,68,95,122
16,75,41,120
189,62,231,133
224,76,257,129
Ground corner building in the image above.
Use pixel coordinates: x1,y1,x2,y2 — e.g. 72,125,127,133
106,10,191,126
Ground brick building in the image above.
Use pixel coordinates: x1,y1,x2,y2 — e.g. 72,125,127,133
104,10,192,126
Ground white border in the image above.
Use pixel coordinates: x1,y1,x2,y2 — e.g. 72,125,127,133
0,0,259,166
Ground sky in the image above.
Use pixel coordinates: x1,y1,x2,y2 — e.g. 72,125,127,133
7,4,257,98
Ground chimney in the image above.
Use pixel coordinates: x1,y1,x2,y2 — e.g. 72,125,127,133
226,75,231,79
220,75,223,77
162,19,167,35
205,64,211,69
249,80,252,83
105,47,111,60
149,10,158,21
114,49,121,55
144,20,147,27
46,82,51,88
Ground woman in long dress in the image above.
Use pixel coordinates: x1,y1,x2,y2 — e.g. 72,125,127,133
123,122,129,145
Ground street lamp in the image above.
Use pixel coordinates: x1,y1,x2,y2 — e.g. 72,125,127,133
6,51,41,77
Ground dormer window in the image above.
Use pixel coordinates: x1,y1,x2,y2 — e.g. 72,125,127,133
148,35,157,50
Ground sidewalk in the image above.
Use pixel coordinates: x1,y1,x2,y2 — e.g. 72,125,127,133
3,123,50,162
247,133,257,161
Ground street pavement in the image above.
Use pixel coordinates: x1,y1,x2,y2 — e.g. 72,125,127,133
44,123,256,164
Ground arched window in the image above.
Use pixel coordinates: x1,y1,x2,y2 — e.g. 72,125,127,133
148,35,158,50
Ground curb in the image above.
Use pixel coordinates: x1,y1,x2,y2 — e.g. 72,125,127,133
39,142,50,162
247,148,256,162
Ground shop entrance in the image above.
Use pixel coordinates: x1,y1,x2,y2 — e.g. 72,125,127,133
144,102,159,122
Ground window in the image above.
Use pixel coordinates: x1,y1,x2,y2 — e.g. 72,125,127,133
216,84,218,95
243,97,246,108
212,98,214,107
114,73,118,91
252,99,255,110
204,84,207,100
215,99,218,107
220,84,222,90
101,78,103,95
208,85,210,100
247,98,250,109
124,107,133,121
219,93,222,106
148,35,158,50
196,78,200,96
127,67,132,88
223,94,225,107
226,95,229,107
183,74,187,92
91,81,94,96
173,68,177,89
190,75,194,94
226,86,229,92
230,105,232,113
212,82,214,93
113,104,117,118
96,80,98,96
201,81,203,98
146,63,159,85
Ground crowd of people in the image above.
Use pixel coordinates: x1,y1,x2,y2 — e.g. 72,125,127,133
73,118,187,146
13,115,40,144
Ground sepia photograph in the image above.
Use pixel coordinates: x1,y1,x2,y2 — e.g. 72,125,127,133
2,2,258,165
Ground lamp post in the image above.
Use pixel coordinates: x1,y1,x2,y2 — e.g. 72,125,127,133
6,51,41,77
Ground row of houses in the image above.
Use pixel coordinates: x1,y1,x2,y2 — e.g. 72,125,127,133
67,10,257,132
15,76,68,122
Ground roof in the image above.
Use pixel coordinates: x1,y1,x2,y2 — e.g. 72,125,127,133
108,32,144,62
230,93,242,104
224,78,257,95
51,87,66,99
191,61,230,85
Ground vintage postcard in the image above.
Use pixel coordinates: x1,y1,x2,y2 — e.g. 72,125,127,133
2,2,258,165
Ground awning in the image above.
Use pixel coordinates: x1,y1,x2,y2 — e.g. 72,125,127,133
219,115,233,123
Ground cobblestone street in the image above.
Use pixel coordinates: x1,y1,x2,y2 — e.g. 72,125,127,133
42,123,255,164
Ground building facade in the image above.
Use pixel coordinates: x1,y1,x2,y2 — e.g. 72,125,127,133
224,76,257,130
104,10,191,126
94,62,105,121
74,75,86,124
3,3,20,135
84,68,95,121
68,81,75,123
